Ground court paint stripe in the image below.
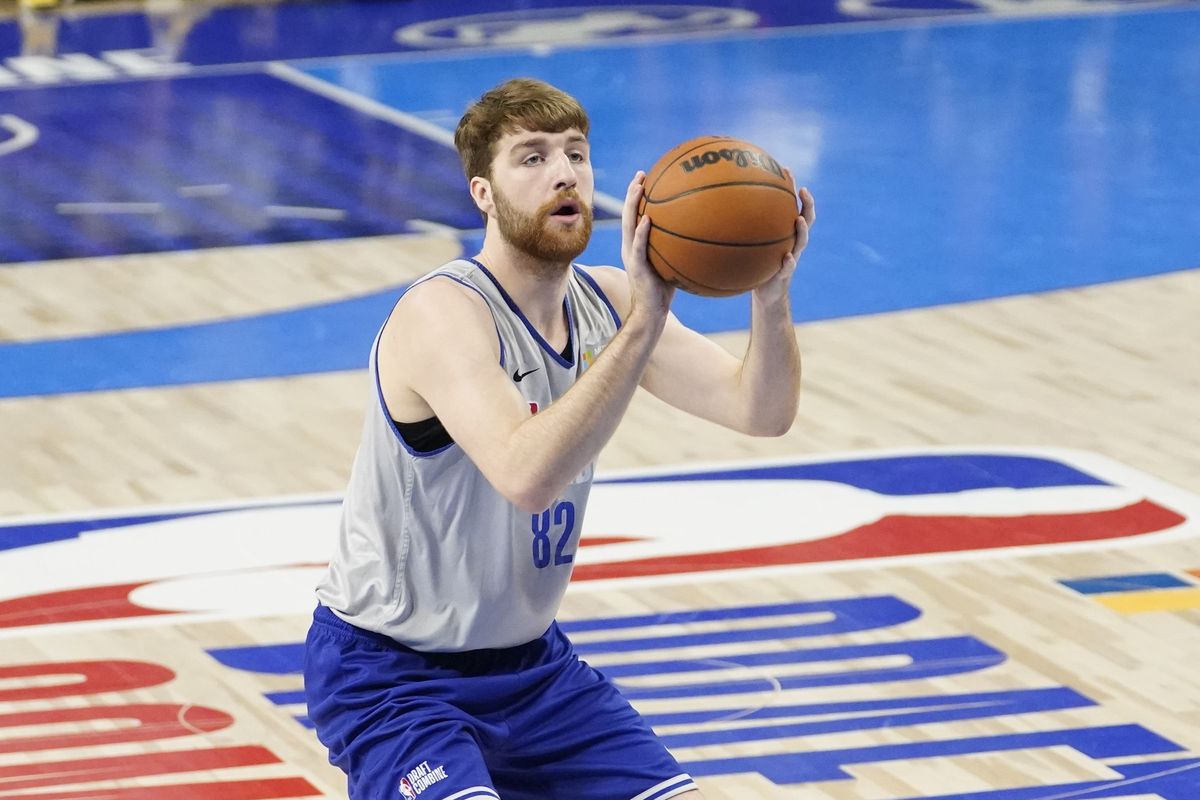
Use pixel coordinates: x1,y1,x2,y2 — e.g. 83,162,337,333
55,202,164,215
1060,572,1193,594
1095,587,1200,614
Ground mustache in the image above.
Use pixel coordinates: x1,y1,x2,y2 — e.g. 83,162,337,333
536,191,592,218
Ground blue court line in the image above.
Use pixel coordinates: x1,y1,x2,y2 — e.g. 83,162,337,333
601,454,1110,495
0,288,399,398
1060,572,1193,594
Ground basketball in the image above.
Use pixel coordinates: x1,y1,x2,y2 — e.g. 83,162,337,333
636,136,799,297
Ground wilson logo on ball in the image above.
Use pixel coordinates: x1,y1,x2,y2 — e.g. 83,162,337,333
679,147,785,178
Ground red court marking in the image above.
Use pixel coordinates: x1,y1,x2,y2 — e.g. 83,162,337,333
580,537,640,547
0,746,281,791
0,777,321,799
0,660,174,701
573,500,1186,580
0,582,171,628
0,704,233,753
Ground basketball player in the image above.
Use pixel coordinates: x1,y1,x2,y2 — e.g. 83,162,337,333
305,78,815,800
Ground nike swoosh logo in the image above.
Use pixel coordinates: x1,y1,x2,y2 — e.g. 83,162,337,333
513,367,540,382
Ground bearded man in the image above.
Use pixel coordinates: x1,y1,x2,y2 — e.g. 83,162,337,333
305,77,815,800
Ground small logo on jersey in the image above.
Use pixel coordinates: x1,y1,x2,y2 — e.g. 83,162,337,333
399,761,448,797
513,366,540,382
529,402,539,415
581,342,606,372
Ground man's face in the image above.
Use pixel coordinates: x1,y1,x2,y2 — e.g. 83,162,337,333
487,127,594,265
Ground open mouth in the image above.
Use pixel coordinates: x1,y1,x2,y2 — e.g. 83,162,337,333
549,199,581,220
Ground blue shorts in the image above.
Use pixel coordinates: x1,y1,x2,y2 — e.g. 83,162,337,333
304,605,696,800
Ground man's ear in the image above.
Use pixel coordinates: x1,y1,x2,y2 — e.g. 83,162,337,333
470,176,494,217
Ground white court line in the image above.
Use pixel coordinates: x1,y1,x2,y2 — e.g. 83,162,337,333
263,204,347,221
409,218,469,237
179,183,231,197
0,114,38,156
263,61,627,218
56,201,163,215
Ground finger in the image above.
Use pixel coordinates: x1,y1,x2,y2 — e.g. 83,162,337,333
791,215,809,258
634,213,652,254
777,253,796,284
799,187,815,227
622,171,645,242
623,214,652,271
781,249,797,275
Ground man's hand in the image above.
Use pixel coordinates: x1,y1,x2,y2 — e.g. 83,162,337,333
621,171,675,324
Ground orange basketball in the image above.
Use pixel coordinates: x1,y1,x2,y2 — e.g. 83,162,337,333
637,136,798,297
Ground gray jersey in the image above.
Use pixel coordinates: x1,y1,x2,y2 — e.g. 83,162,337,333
316,258,621,652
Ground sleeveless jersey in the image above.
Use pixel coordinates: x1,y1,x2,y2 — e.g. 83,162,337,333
315,258,622,652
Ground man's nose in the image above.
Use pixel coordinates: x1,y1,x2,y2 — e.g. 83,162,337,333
551,152,578,192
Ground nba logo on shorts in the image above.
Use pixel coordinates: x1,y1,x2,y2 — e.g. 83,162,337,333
397,761,449,797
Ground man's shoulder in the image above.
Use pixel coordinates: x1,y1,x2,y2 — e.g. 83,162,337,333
386,271,495,346
405,259,484,297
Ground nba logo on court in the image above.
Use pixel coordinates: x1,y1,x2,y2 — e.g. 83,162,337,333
0,446,1195,633
573,446,1197,583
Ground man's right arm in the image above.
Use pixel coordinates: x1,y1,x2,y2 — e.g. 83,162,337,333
381,173,672,513
382,277,656,513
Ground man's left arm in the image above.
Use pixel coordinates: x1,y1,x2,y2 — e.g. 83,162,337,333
587,186,815,437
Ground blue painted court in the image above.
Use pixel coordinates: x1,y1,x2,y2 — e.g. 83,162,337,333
1,0,1197,397
2,73,485,263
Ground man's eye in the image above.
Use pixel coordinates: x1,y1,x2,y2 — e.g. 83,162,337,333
569,152,586,163
524,154,543,165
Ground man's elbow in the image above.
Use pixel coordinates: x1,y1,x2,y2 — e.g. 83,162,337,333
745,415,796,437
475,447,558,513
742,397,800,437
496,474,558,515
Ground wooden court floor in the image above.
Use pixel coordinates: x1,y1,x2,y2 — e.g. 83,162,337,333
2,233,1199,798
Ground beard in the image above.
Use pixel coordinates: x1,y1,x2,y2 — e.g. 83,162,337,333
492,186,593,271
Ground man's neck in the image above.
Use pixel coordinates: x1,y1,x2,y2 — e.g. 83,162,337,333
475,237,573,334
